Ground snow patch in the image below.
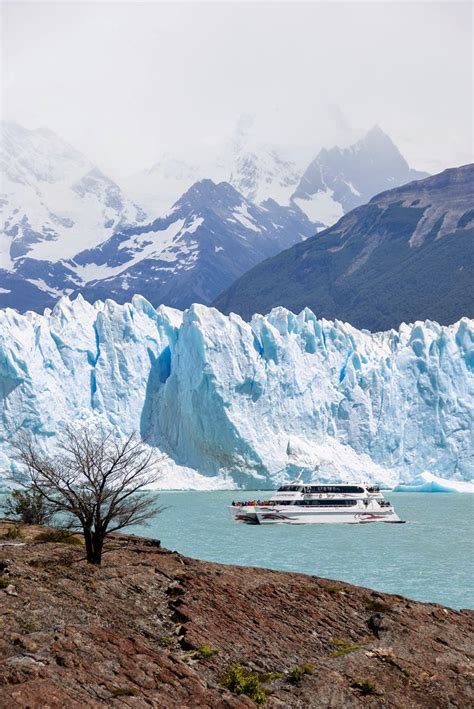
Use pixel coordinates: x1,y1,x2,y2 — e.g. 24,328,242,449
232,204,261,232
293,190,344,226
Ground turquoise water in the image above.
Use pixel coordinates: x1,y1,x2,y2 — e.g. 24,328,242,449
129,491,474,610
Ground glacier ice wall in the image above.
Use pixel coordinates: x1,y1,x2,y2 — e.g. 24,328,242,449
0,295,472,488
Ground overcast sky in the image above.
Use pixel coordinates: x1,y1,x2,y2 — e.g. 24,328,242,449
2,1,472,178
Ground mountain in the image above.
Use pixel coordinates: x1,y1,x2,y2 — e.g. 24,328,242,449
0,297,472,489
0,179,316,312
74,180,316,310
291,125,429,225
0,120,432,316
0,121,147,266
121,116,302,218
214,165,474,331
121,154,203,220
122,124,429,228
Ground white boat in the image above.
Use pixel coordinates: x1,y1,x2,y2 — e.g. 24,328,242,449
229,482,404,525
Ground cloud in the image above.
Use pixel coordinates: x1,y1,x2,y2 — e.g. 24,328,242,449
2,1,472,177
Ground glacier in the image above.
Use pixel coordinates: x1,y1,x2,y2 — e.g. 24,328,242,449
0,295,472,489
393,472,474,493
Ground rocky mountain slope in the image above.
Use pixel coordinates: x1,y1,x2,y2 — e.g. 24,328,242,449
291,125,429,225
0,179,315,313
214,165,474,331
1,521,473,708
72,180,316,310
0,297,472,489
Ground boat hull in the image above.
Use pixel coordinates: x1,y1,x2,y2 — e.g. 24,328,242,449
229,506,402,525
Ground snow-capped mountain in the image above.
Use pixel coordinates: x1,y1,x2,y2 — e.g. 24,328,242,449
0,179,316,313
291,125,429,225
122,123,429,229
1,119,432,316
122,154,203,221
73,180,316,310
122,115,302,218
215,164,474,330
229,148,300,206
0,296,472,489
0,121,147,266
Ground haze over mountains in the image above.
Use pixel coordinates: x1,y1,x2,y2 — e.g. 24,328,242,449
215,165,474,331
1,119,435,316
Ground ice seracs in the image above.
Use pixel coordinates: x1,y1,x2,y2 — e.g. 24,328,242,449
393,472,474,493
0,296,472,490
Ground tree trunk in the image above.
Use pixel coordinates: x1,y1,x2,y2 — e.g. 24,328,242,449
91,530,103,565
83,527,94,564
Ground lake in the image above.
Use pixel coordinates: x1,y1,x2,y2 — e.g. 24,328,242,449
129,491,473,610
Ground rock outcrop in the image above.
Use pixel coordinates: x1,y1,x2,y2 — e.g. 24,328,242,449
0,521,472,707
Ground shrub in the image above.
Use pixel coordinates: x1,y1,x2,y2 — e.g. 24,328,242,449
351,679,378,695
221,664,268,705
287,663,314,684
35,529,83,546
0,576,10,589
4,489,54,525
321,584,344,594
329,639,366,657
159,635,174,647
365,598,390,612
196,644,217,658
259,671,284,682
2,526,24,540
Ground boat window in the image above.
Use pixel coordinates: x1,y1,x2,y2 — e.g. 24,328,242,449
277,485,303,492
295,499,358,507
308,485,365,494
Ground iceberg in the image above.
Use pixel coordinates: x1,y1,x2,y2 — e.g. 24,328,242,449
393,472,474,493
0,295,472,489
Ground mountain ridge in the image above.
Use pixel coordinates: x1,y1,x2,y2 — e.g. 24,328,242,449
214,164,474,331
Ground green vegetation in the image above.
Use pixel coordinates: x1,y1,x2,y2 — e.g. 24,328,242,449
195,644,218,658
259,671,284,682
221,663,269,705
159,635,174,647
321,584,344,594
0,576,10,589
329,639,367,657
214,173,474,332
351,679,378,695
287,663,314,684
35,529,83,546
457,209,474,229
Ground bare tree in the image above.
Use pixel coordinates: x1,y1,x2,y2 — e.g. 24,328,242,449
11,425,163,565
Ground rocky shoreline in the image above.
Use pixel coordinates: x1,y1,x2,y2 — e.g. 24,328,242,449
1,520,473,707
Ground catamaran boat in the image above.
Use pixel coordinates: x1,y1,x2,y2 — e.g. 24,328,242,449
229,482,404,525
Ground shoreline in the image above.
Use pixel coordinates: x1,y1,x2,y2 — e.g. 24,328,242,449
1,520,473,707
